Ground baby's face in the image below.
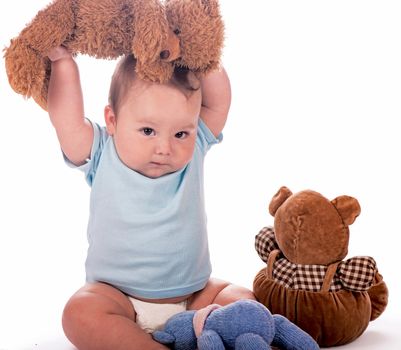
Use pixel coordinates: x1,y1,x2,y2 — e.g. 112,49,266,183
105,81,201,178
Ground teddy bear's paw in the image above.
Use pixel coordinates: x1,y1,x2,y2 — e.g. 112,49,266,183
272,314,319,350
4,39,47,99
235,333,270,350
197,329,225,350
368,273,389,321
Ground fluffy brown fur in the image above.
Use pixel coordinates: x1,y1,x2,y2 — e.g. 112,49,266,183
166,0,224,73
4,0,224,110
253,186,388,347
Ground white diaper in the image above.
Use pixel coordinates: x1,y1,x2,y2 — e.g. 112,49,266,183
129,297,187,333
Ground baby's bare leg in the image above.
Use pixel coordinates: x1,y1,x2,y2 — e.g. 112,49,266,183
62,283,168,350
187,278,255,310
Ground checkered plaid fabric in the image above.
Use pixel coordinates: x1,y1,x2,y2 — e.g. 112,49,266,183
255,226,378,292
255,226,278,263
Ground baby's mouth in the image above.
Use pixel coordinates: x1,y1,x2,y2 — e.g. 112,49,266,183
150,162,167,167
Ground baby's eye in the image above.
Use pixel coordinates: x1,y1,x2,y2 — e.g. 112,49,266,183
173,28,181,35
141,128,155,136
175,131,188,139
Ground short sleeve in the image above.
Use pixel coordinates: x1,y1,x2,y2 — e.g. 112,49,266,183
63,119,109,186
337,256,378,291
196,118,223,154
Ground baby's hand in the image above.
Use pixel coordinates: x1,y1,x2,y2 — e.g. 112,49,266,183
47,46,71,62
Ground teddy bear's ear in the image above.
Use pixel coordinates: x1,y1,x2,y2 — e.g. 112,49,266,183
331,195,361,225
269,186,293,216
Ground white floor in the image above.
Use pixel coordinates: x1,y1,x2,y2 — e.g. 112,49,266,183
1,279,399,350
1,307,400,349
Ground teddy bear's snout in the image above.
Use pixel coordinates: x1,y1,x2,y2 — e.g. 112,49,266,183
159,29,181,62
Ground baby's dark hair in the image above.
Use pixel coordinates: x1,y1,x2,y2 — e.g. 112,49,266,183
108,55,200,115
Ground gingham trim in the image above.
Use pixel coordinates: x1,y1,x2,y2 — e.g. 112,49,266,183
255,227,377,292
338,256,377,291
255,226,278,262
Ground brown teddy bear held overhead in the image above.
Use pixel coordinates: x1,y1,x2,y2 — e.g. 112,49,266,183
4,0,224,110
253,186,388,347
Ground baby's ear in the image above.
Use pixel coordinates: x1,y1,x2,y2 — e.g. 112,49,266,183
331,195,361,225
152,331,176,345
269,186,292,216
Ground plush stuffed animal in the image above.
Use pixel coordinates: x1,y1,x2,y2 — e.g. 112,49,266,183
253,186,389,347
152,299,320,350
4,0,224,110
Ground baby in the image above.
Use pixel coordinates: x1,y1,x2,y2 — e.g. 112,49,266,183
47,46,255,350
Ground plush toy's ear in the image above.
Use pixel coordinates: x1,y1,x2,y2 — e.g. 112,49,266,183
152,330,176,345
269,186,292,216
331,195,361,225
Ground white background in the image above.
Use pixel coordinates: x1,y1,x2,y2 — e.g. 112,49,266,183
1,1,400,349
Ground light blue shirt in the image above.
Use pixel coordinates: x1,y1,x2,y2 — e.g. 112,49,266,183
66,119,222,299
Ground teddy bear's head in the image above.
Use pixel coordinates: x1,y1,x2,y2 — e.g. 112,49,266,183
269,186,361,265
165,0,224,74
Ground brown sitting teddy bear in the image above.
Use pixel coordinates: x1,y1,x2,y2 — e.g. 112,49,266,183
253,186,388,347
4,0,224,110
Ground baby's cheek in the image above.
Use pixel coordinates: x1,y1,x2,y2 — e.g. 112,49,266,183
185,140,196,159
176,144,194,167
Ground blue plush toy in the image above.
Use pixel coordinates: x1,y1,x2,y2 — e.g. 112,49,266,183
152,299,319,350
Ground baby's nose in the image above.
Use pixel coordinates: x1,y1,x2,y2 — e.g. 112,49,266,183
156,139,171,155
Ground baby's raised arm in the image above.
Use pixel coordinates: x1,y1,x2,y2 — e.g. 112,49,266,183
47,47,93,166
199,66,231,137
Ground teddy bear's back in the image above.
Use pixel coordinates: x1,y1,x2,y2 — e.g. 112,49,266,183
65,0,138,58
255,187,388,347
